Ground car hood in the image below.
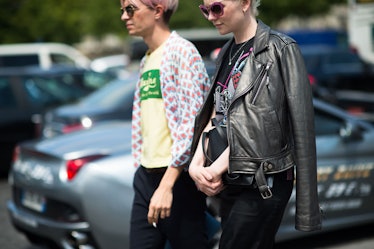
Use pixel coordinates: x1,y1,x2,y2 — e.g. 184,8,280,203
21,121,132,159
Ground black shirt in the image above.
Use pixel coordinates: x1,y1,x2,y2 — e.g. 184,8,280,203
214,38,254,124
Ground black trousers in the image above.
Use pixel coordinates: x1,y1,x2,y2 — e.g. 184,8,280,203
130,166,208,249
219,169,294,249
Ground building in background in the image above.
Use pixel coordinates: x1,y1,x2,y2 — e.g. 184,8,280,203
348,0,374,64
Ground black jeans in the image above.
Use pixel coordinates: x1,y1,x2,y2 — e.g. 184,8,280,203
130,166,208,249
219,169,294,249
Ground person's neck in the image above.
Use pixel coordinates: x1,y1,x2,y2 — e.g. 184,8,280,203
143,26,171,53
233,17,257,44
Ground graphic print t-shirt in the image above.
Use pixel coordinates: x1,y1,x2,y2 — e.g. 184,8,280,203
214,38,254,125
140,43,172,168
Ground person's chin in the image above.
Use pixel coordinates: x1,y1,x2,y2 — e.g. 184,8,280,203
214,24,229,35
127,29,138,36
216,28,230,36
126,25,136,34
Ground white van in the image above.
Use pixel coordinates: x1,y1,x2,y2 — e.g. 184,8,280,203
0,43,91,69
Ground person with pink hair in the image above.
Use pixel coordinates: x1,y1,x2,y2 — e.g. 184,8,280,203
120,0,211,248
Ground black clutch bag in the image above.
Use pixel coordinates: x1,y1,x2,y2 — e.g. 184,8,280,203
201,118,255,186
202,118,228,166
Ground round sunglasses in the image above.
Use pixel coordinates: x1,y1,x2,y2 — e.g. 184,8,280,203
120,4,139,18
199,2,225,19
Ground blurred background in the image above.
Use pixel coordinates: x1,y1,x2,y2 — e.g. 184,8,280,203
1,1,374,249
0,0,353,58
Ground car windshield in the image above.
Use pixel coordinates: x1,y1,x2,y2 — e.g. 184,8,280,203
81,70,117,90
0,77,17,108
0,54,39,67
23,76,87,107
301,47,364,72
79,77,136,108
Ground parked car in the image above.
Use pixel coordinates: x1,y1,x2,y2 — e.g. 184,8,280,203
90,54,137,80
0,66,115,175
41,73,138,138
7,98,374,249
0,42,91,70
41,60,215,138
128,28,231,60
301,45,374,123
90,54,130,74
333,90,374,123
300,45,374,91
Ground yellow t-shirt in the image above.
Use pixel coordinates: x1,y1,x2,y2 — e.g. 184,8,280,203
140,44,172,168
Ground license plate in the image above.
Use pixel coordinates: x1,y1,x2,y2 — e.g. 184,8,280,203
21,191,46,213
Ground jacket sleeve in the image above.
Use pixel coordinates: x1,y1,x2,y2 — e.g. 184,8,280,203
280,42,322,231
131,57,146,168
160,34,211,168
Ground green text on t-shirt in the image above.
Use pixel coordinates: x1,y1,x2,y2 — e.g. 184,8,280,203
140,69,162,101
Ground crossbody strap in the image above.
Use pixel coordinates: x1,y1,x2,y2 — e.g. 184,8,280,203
211,118,226,140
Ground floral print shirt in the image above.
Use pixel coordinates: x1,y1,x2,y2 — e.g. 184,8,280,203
131,31,211,168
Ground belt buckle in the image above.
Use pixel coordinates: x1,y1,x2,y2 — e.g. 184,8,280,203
260,186,273,199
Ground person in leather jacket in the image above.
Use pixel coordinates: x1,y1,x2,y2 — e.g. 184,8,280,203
189,0,322,248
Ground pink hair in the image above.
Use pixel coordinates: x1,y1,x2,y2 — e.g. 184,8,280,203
139,0,178,14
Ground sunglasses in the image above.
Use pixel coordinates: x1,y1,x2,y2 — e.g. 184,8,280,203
199,2,225,19
120,4,139,18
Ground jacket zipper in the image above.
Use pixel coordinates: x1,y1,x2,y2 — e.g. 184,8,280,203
251,61,272,104
229,60,272,108
225,61,272,145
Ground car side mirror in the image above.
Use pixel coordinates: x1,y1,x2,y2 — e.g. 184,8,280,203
339,122,363,142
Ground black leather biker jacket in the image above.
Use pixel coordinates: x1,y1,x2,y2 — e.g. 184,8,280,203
191,20,322,232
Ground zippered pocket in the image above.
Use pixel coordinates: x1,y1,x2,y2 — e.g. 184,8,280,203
250,61,272,104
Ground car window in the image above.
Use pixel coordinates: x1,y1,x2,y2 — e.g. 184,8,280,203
23,77,86,107
0,77,17,108
50,53,76,66
83,71,116,90
0,55,39,67
81,78,135,108
327,52,361,65
314,108,344,136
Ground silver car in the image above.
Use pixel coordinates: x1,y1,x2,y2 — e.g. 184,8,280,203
8,121,133,249
7,99,374,249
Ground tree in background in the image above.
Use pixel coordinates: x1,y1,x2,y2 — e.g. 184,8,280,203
0,0,346,45
259,0,346,25
0,0,121,44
